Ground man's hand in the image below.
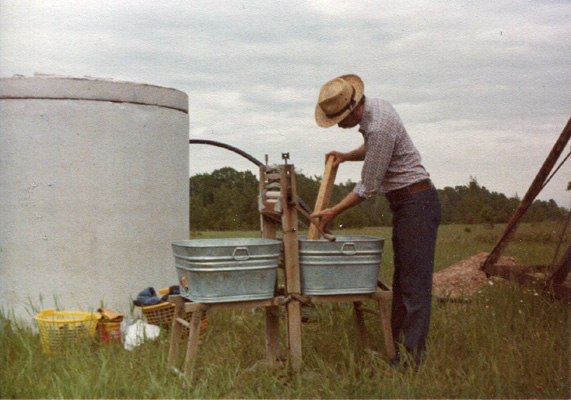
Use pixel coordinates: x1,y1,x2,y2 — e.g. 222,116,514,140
325,151,347,169
310,192,365,232
310,207,338,232
326,145,366,168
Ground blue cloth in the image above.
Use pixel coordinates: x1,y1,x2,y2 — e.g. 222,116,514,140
133,287,164,307
389,186,441,362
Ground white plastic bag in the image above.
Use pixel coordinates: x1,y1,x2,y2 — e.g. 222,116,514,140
123,320,161,351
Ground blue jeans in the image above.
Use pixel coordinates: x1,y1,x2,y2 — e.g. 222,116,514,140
389,186,441,359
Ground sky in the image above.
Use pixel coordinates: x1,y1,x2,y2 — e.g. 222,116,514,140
1,0,570,208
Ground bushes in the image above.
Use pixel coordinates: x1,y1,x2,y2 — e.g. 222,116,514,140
189,169,569,231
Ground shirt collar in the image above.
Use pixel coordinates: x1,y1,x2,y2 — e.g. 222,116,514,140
358,97,374,137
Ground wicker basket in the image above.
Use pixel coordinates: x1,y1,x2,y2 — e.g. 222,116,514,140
34,309,101,354
137,288,208,338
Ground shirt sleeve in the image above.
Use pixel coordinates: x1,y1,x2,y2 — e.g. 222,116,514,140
352,129,396,199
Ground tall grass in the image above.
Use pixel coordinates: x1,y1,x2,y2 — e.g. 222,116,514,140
1,222,569,399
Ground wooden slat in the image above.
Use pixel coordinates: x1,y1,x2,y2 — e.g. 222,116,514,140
167,295,187,368
260,209,282,222
175,317,191,329
183,309,206,375
376,296,396,357
306,293,377,304
307,155,338,240
183,298,282,313
264,306,281,362
353,302,370,349
357,307,382,317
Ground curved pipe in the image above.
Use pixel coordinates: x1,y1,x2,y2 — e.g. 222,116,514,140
188,138,314,215
189,139,264,167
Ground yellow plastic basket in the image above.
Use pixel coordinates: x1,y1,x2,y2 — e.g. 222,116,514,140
138,288,208,338
34,309,101,354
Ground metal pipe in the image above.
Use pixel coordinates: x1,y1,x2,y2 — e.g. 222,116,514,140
189,139,264,167
189,138,315,215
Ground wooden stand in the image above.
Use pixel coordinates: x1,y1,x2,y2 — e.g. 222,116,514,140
167,296,285,376
167,165,286,376
167,160,395,377
298,292,395,358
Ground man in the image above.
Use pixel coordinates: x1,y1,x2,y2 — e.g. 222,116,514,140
311,74,441,367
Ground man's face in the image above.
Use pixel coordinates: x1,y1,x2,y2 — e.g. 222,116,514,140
337,104,363,129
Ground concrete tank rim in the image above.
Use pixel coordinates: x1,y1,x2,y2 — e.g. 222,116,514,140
0,75,188,113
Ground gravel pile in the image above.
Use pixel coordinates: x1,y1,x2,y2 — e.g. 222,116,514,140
432,252,517,299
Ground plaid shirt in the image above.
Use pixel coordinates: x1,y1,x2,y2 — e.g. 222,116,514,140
353,98,430,199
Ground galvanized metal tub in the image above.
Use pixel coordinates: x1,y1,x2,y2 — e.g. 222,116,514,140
172,238,281,303
298,235,384,295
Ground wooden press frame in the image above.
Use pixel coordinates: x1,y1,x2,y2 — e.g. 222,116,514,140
168,161,395,376
269,162,395,368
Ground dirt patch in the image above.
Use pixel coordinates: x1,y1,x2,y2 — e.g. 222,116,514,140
433,252,517,298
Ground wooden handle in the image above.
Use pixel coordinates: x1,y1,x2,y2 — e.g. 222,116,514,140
307,155,338,240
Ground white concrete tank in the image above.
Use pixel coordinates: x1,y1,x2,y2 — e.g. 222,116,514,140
0,76,189,321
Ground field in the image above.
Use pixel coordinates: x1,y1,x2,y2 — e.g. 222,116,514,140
1,222,570,399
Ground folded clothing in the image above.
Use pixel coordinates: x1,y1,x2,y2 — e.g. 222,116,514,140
133,287,163,307
133,285,181,307
97,307,124,322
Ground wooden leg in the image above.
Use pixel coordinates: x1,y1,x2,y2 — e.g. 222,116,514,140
168,296,186,367
280,165,303,368
286,300,303,368
353,301,370,349
183,307,207,376
265,306,281,363
376,298,396,358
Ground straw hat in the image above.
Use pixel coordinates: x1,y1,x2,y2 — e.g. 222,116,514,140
315,74,364,127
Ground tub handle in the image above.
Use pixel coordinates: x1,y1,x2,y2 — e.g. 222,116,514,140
232,247,250,261
341,242,357,256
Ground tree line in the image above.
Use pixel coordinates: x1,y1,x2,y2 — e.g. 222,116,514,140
189,167,569,231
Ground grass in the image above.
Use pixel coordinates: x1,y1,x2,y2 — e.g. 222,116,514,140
1,222,569,399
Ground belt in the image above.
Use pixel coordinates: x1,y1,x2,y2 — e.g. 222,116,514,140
385,179,432,203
